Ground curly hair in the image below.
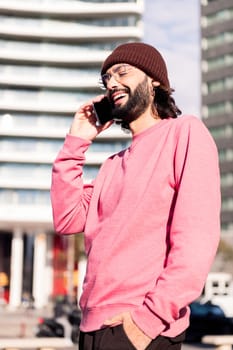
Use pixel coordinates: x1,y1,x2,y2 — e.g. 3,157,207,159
155,86,182,119
117,86,182,131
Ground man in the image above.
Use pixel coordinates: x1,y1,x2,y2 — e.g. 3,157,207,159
51,42,221,350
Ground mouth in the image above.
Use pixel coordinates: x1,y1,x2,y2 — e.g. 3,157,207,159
111,90,128,105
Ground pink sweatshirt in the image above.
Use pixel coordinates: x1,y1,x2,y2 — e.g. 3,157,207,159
51,115,221,339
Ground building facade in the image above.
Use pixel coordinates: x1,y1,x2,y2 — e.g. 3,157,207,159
200,0,233,231
0,0,143,308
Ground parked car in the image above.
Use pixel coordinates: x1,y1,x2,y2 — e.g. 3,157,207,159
185,301,233,342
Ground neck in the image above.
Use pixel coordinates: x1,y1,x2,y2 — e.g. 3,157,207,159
129,110,161,136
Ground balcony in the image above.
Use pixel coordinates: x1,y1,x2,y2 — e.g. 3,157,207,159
0,23,142,42
0,1,143,19
0,202,53,230
0,75,99,90
0,47,109,66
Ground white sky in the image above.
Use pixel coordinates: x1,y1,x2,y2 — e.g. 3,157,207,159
143,0,201,117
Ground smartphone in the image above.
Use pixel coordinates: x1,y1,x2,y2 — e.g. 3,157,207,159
93,97,113,126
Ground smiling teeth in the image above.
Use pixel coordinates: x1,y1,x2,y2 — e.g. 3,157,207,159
113,94,126,101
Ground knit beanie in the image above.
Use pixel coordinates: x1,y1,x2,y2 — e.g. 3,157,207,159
101,42,170,89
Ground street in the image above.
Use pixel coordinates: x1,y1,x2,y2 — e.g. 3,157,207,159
0,307,216,350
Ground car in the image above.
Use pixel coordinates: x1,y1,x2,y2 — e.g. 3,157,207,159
185,301,233,343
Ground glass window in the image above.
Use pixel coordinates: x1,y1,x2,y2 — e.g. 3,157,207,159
0,137,63,153
209,125,233,138
0,63,100,80
0,163,52,179
206,9,233,26
0,14,138,31
208,79,224,94
207,76,233,94
0,39,116,55
77,0,136,2
0,88,95,104
222,198,233,211
206,31,233,49
0,112,73,129
207,101,233,117
83,165,100,180
219,149,233,162
89,140,130,153
208,102,226,117
0,189,50,205
207,54,233,71
221,173,233,187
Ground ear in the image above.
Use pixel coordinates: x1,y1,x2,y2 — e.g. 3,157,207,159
152,81,160,88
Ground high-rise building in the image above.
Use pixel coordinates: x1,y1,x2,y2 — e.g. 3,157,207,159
0,0,143,308
200,0,233,232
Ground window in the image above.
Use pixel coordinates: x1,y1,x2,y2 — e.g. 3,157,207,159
0,189,50,205
0,163,52,179
207,76,233,94
219,149,233,162
207,101,233,117
206,31,233,49
0,63,100,80
207,54,233,71
0,113,73,130
206,9,233,26
222,198,233,211
209,125,233,138
0,88,95,104
89,140,130,153
83,166,100,180
221,173,233,187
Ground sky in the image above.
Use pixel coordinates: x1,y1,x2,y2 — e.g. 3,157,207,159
143,0,200,117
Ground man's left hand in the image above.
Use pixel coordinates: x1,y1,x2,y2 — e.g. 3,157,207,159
104,312,152,350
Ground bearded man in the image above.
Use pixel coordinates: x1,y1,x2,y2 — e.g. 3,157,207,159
51,42,221,350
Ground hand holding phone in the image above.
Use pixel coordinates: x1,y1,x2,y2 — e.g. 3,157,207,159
93,97,113,126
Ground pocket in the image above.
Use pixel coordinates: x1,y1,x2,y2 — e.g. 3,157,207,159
118,324,137,349
98,325,136,350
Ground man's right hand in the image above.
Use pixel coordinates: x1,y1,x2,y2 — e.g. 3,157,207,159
69,96,113,141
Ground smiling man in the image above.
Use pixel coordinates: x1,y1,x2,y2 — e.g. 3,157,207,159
51,42,221,350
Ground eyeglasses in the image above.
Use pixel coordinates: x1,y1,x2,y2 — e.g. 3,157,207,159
99,64,136,90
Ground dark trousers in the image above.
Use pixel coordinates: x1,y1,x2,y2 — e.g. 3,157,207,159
79,325,185,350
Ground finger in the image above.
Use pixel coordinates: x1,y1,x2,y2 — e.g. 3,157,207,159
97,120,114,132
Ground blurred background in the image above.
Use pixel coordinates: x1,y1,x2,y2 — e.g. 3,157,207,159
0,0,233,344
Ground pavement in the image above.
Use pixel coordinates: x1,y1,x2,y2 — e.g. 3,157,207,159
0,306,216,350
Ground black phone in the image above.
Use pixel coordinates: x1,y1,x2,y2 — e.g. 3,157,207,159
93,97,113,126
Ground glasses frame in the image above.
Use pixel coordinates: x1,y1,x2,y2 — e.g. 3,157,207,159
98,64,135,90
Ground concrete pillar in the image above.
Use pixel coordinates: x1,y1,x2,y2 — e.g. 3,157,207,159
9,228,24,308
33,232,47,308
45,234,54,305
77,256,87,304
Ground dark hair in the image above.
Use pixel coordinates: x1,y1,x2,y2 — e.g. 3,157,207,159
155,86,182,119
117,86,182,131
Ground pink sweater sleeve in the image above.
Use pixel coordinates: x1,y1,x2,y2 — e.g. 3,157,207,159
51,134,93,234
131,117,221,338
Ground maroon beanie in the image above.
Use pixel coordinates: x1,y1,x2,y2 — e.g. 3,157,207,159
101,42,170,89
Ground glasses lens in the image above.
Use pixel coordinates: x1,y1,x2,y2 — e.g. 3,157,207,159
102,73,110,87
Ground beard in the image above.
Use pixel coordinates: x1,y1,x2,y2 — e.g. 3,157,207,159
111,76,151,124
